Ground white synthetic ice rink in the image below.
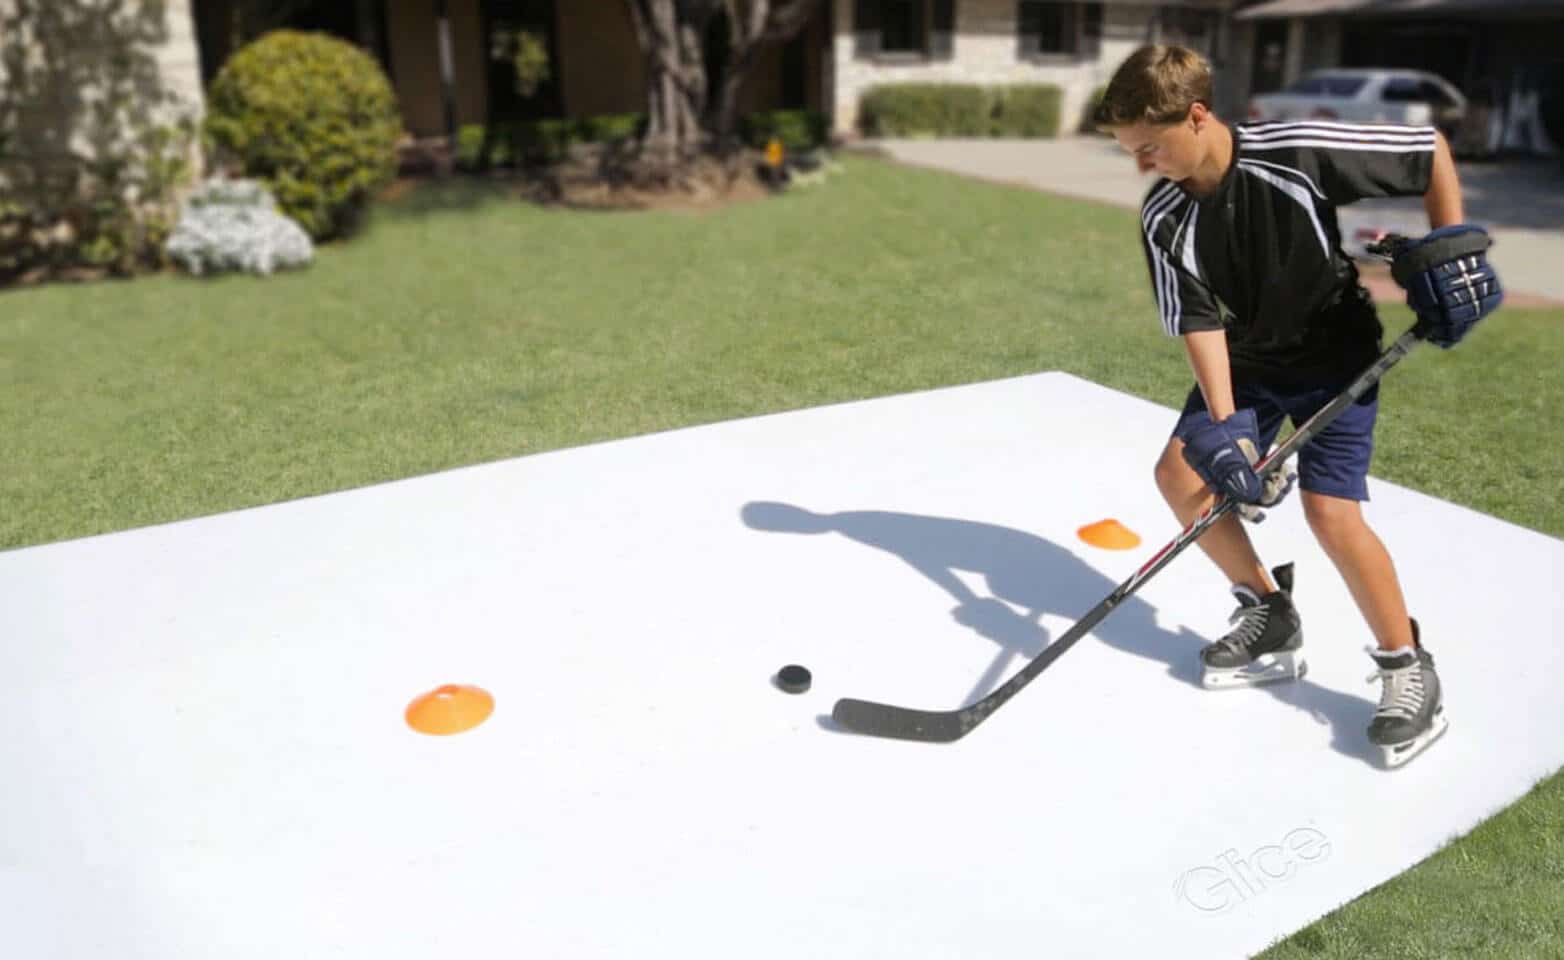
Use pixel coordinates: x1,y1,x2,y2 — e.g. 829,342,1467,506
4,372,1562,959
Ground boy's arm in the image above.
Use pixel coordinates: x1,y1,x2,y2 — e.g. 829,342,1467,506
1183,329,1236,421
1424,131,1463,228
1176,329,1283,509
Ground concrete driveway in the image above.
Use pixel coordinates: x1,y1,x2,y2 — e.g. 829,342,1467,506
870,136,1564,305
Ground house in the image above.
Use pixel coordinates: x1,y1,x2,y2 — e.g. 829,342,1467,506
190,1,1253,144
834,0,1243,135
193,1,830,143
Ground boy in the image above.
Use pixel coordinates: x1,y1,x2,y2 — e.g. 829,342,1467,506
1094,45,1502,767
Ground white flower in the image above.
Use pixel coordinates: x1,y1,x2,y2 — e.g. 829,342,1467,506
165,178,314,276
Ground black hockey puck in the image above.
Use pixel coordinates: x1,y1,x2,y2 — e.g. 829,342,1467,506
775,664,812,694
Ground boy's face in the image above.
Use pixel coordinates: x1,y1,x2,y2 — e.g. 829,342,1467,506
1108,103,1212,182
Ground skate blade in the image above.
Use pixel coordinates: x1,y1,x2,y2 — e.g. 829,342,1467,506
1201,653,1307,689
1380,711,1449,770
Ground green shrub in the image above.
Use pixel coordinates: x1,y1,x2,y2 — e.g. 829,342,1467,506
528,119,580,162
578,113,646,144
857,84,1064,138
456,124,496,168
742,110,829,151
858,84,992,137
460,121,530,169
992,85,1062,137
458,114,647,170
205,30,401,242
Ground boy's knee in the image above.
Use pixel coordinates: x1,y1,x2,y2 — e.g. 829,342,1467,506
1303,493,1365,550
1154,441,1195,498
1157,447,1176,497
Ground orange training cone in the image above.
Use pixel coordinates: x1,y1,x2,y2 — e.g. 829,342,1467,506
1077,518,1142,551
406,684,494,735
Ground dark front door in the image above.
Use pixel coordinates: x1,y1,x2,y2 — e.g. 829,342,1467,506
1251,21,1287,95
781,28,808,109
484,0,562,121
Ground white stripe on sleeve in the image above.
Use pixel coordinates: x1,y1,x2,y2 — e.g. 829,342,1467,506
1245,137,1435,152
1141,182,1185,336
1179,203,1202,280
1242,119,1436,139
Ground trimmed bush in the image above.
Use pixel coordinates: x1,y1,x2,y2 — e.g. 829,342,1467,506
165,178,314,277
992,85,1062,137
742,110,829,151
858,84,1065,138
578,113,646,144
526,119,581,162
457,114,647,169
858,84,992,137
205,30,401,242
456,125,495,167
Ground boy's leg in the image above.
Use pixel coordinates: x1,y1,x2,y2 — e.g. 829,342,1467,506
1156,439,1306,687
1154,439,1275,593
1158,385,1304,688
1158,384,1289,594
1287,381,1445,766
1299,492,1416,651
1284,381,1416,652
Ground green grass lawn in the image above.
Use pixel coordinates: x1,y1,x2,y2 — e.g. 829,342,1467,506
3,155,1561,955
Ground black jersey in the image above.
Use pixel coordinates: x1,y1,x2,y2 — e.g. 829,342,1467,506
1139,119,1435,383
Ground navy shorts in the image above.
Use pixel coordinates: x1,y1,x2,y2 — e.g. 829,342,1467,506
1172,380,1380,502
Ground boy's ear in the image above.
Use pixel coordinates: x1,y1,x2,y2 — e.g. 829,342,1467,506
1189,102,1211,130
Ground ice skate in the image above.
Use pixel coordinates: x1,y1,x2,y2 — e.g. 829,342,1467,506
1200,563,1305,689
1366,619,1448,769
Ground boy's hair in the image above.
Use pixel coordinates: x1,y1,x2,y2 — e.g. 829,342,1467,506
1094,44,1213,128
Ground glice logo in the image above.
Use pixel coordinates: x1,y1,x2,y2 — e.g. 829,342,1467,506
1173,827,1332,914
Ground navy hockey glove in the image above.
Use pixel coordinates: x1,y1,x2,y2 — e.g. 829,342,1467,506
1391,224,1503,349
1178,409,1295,516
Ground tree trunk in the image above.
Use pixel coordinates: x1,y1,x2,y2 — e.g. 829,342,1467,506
624,0,710,177
622,0,822,178
713,0,822,146
710,63,746,146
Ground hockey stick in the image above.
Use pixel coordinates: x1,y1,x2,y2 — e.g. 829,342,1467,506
831,236,1421,743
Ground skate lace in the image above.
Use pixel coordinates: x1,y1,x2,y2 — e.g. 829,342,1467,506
1366,651,1426,720
1220,602,1269,653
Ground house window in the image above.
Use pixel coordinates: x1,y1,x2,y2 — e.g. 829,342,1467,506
882,0,926,52
1083,3,1102,41
855,0,955,59
1017,2,1102,58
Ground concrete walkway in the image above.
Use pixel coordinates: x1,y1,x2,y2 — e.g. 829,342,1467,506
870,137,1564,305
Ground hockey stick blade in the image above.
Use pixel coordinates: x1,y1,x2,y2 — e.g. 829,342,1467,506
830,699,971,743
831,530,1179,742
831,326,1425,744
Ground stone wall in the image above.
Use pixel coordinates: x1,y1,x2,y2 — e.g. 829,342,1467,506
0,0,206,198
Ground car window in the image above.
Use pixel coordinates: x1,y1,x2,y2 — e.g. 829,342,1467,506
1380,78,1424,102
1285,74,1368,97
1323,75,1368,96
1418,80,1456,107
